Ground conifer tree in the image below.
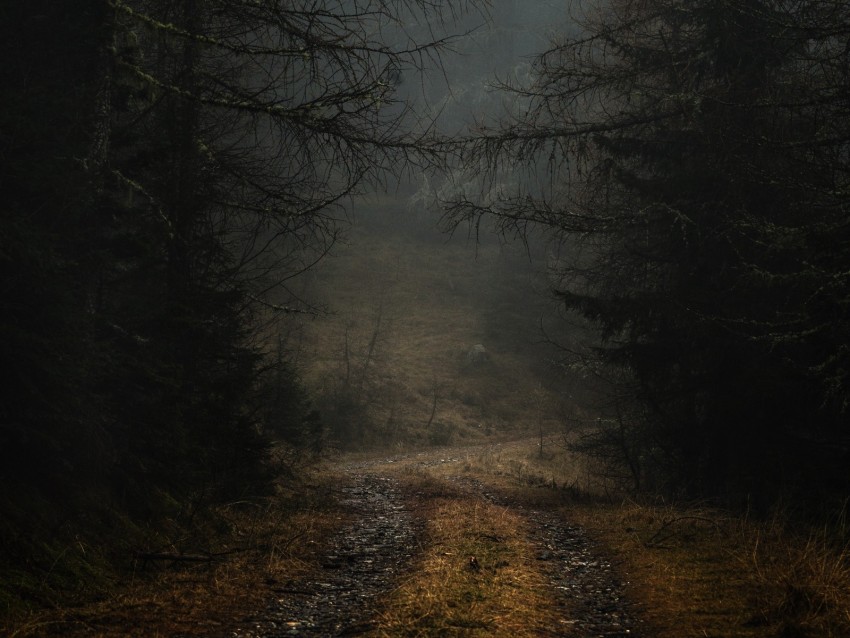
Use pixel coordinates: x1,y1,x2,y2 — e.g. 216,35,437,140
0,0,479,517
448,0,850,501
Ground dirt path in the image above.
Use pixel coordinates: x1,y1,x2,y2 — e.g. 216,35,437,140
452,475,639,637
233,474,421,637
233,445,641,637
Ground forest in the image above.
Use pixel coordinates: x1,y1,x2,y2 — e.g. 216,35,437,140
453,0,850,507
1,0,467,613
2,0,850,634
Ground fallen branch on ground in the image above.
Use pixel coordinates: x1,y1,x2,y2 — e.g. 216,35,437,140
644,516,722,548
134,548,246,565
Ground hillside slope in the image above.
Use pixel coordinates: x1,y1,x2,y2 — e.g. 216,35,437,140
280,199,578,448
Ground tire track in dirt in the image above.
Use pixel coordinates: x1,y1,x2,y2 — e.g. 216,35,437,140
234,445,641,637
449,475,641,637
390,448,641,635
233,473,421,637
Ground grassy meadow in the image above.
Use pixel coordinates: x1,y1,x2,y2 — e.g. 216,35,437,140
279,196,581,449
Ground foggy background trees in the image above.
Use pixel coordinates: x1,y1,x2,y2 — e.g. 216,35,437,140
446,0,850,506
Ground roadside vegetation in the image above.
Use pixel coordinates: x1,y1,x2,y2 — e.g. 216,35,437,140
441,438,850,638
1,468,348,637
6,439,850,637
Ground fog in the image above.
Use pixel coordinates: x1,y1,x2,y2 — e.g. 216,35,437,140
275,1,590,449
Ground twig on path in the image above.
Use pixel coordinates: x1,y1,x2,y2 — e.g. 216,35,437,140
644,516,722,548
134,548,246,567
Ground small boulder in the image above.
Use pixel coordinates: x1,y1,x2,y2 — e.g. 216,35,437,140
465,343,490,366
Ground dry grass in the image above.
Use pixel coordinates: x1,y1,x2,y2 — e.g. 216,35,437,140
1,476,352,638
284,204,568,448
367,473,563,637
569,501,762,638
745,524,850,637
455,436,597,494
564,502,850,638
445,437,850,638
10,440,850,637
